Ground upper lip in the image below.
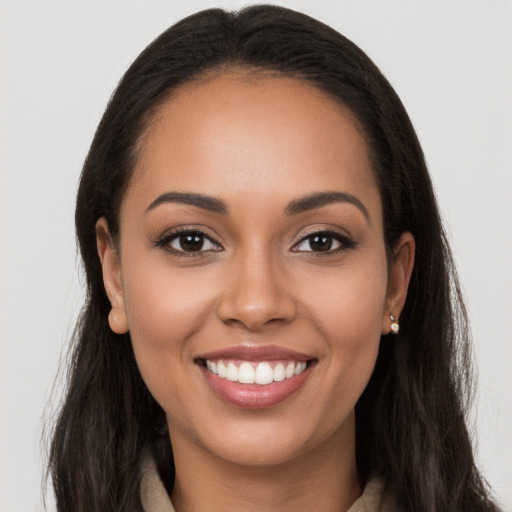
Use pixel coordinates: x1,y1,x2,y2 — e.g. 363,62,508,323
196,344,314,362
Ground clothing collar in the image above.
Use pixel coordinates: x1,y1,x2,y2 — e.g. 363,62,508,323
140,456,394,512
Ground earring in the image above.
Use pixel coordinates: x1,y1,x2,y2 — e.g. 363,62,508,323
390,314,399,334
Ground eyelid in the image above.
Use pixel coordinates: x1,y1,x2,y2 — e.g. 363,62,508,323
154,226,224,255
153,224,355,256
290,227,356,253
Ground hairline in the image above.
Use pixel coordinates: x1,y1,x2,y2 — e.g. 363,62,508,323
114,63,385,246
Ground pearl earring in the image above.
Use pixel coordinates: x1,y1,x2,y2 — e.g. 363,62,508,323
390,314,399,334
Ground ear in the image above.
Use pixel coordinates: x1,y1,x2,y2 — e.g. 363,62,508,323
96,217,128,334
381,232,415,335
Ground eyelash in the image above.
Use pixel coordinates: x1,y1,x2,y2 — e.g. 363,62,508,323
154,228,222,258
291,229,356,255
154,227,356,258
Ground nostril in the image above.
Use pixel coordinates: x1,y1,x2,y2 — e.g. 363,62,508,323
216,270,296,330
217,303,296,331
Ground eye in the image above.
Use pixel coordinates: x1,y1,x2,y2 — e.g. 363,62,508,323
156,229,222,255
292,231,355,253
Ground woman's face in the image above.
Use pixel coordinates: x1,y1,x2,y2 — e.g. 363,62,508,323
98,72,413,468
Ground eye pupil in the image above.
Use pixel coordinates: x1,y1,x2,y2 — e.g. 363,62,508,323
180,234,204,252
310,234,333,251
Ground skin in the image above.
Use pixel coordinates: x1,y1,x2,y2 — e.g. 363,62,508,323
97,71,414,512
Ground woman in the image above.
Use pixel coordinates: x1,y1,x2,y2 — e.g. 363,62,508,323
48,5,500,511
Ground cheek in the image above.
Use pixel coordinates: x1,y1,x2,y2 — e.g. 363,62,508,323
310,251,388,391
120,258,220,403
313,250,388,337
123,260,218,343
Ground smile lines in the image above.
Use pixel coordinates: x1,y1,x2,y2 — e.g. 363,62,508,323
205,360,308,385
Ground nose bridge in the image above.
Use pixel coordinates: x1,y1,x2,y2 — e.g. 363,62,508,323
218,243,295,330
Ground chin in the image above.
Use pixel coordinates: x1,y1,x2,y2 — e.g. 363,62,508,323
172,406,354,469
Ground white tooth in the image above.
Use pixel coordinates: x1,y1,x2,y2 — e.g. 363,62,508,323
255,362,274,385
273,363,285,381
206,361,212,371
226,362,239,381
211,361,217,374
217,360,227,378
300,361,307,372
238,362,255,384
285,362,295,379
294,362,302,375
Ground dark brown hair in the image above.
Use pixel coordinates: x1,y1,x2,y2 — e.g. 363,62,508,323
49,5,499,511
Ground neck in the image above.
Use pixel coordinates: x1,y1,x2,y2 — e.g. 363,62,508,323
169,415,362,512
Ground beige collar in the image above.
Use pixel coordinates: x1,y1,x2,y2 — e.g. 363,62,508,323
140,457,394,512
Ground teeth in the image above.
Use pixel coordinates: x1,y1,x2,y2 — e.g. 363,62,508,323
294,361,306,375
205,359,308,384
206,361,218,374
226,362,238,381
255,362,274,385
285,362,295,379
217,361,227,378
273,363,285,382
238,362,255,384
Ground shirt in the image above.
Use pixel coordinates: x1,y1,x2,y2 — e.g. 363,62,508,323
140,457,395,512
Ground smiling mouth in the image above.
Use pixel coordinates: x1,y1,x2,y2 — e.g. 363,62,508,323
198,359,310,385
195,346,317,408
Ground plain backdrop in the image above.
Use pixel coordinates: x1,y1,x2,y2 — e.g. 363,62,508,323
1,1,511,510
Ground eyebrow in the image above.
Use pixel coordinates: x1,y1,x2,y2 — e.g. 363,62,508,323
145,192,229,215
284,191,370,222
145,190,369,222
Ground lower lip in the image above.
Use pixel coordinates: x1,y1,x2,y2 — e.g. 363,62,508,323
200,363,314,409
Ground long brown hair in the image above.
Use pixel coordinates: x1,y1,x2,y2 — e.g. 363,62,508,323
49,5,499,511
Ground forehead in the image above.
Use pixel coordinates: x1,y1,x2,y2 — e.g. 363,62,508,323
124,70,380,221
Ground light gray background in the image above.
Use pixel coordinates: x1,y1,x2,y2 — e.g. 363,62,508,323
1,1,511,510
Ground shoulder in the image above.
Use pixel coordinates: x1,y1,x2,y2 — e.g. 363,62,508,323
347,476,396,512
140,456,175,512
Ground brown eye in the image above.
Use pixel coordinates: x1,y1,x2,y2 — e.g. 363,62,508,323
164,231,221,253
177,233,206,252
292,231,355,253
307,234,334,251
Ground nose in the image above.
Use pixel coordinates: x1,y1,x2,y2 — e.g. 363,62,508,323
217,249,296,331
